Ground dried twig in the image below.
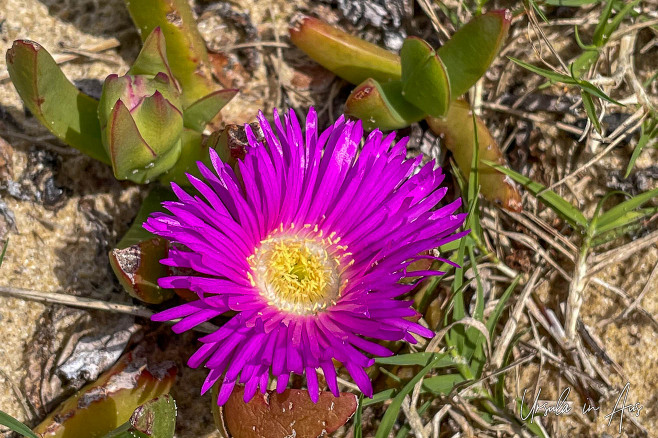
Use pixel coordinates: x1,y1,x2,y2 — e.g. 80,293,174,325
0,286,219,334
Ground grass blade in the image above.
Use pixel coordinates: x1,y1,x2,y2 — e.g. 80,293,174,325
0,410,39,438
482,160,588,229
0,239,8,268
581,90,601,133
375,355,446,438
486,276,522,337
595,188,658,232
376,352,450,367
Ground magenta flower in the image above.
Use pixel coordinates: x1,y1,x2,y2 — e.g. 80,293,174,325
145,107,468,405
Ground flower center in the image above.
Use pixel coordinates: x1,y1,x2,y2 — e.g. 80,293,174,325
249,234,342,314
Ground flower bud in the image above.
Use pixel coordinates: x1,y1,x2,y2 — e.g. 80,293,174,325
98,72,183,183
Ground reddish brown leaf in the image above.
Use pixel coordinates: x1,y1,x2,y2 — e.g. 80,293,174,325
215,386,357,438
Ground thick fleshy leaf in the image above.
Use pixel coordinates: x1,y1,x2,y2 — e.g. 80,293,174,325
33,346,176,438
5,40,109,164
437,10,511,100
110,186,175,304
158,129,206,185
128,27,175,80
426,100,522,211
106,99,181,183
400,37,450,117
289,15,401,84
132,91,184,158
117,186,174,249
345,78,425,130
126,0,217,107
110,237,173,304
183,89,239,132
213,385,357,438
102,395,177,438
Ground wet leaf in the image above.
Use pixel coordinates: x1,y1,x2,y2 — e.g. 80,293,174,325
33,346,176,438
289,15,401,85
213,385,357,438
400,37,450,117
345,78,425,130
437,10,511,100
426,100,522,211
5,40,109,164
103,395,177,438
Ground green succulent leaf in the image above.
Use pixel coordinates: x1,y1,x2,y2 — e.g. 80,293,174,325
438,10,511,100
183,89,238,132
345,78,425,130
129,27,175,79
289,15,402,85
426,100,522,211
6,40,109,164
103,395,177,438
126,0,217,107
400,37,450,117
111,187,175,304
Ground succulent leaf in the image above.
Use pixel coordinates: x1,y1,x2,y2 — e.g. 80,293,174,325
400,37,450,117
437,10,511,99
110,187,175,304
426,100,522,211
128,27,176,80
183,89,239,132
345,78,425,130
103,395,177,438
125,0,218,107
289,15,401,84
98,70,184,183
32,347,176,438
5,40,109,164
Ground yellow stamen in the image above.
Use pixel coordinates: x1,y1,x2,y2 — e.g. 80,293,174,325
249,231,347,315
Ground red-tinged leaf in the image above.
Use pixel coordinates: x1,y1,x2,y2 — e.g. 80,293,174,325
109,237,174,304
438,10,511,99
213,386,358,438
33,346,176,438
125,0,218,107
128,27,175,80
345,78,425,130
6,40,109,163
426,99,522,211
289,15,401,85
